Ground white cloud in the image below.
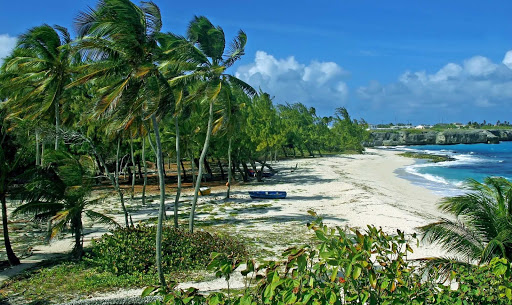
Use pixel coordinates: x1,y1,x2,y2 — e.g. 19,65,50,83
463,56,497,77
0,34,17,64
357,50,512,123
502,50,512,69
236,51,349,113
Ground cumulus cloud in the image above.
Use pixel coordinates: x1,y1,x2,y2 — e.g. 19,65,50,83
357,50,512,123
502,50,512,69
0,34,17,64
236,51,349,113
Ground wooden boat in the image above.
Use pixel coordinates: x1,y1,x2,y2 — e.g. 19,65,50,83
199,187,211,196
248,191,287,199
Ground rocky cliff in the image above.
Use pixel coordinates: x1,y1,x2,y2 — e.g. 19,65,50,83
368,129,512,146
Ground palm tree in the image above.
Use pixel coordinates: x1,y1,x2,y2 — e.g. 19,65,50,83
2,24,73,151
168,16,256,233
0,109,21,266
420,177,512,266
213,86,249,199
12,151,117,259
74,0,174,288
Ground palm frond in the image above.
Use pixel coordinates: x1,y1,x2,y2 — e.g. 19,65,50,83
140,1,162,35
224,74,256,97
85,210,120,228
419,218,483,262
223,30,247,68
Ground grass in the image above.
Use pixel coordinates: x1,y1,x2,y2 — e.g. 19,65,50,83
1,259,156,303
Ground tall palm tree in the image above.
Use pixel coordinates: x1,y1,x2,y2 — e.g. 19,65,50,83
2,24,73,150
73,0,174,288
420,177,512,266
13,151,118,259
0,109,21,266
213,86,248,199
167,16,256,233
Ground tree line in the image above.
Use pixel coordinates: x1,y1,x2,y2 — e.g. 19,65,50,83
0,0,368,288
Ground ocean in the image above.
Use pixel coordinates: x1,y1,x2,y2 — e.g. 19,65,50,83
390,141,512,197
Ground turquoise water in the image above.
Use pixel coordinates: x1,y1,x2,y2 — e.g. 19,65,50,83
391,141,512,196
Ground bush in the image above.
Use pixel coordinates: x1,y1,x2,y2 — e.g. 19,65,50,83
147,214,512,304
87,225,247,275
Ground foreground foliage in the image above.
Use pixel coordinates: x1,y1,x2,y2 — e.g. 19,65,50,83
147,215,512,304
420,177,512,266
87,225,247,275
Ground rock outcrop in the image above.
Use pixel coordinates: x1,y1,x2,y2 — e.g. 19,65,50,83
368,129,512,146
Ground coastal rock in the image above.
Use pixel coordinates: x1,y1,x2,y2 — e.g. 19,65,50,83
368,129,508,146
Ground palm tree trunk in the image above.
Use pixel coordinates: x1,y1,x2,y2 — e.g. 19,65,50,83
1,192,20,266
72,214,83,259
173,115,181,229
142,137,147,206
55,101,59,150
189,101,214,233
180,160,187,181
151,114,167,289
116,138,129,227
81,135,129,226
130,134,136,200
189,150,196,185
217,158,225,180
41,141,45,165
35,130,41,166
227,137,232,199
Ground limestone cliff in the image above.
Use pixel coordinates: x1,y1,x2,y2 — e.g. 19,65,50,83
368,129,512,146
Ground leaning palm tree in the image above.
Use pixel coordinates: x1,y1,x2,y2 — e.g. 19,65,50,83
420,177,512,268
12,151,118,259
0,108,21,266
2,24,73,150
166,16,256,233
213,86,249,199
73,0,174,288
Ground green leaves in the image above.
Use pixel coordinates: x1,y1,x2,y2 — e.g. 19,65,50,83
89,225,246,276
420,176,512,266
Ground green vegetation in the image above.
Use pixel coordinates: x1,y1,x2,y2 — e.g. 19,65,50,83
12,151,117,259
0,0,368,289
2,261,157,304
420,177,512,267
398,152,455,163
146,215,512,304
1,0,511,304
87,225,247,275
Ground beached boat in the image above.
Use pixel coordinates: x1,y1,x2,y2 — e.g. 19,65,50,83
248,191,287,199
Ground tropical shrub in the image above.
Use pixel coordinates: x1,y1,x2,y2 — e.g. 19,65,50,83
146,214,512,304
87,225,247,275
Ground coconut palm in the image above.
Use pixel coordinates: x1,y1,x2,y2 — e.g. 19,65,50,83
73,0,174,287
420,177,512,267
2,24,73,151
0,108,21,266
13,151,118,259
166,16,256,233
213,86,249,199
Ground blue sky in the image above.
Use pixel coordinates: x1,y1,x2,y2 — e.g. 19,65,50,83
1,0,512,124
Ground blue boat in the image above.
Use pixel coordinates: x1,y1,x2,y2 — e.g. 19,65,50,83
248,191,287,199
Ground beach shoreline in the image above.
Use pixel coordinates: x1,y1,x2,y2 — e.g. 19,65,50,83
1,148,452,300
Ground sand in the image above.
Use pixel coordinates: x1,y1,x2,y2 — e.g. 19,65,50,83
1,148,452,301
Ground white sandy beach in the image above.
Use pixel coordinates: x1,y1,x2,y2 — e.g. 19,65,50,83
1,148,452,300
